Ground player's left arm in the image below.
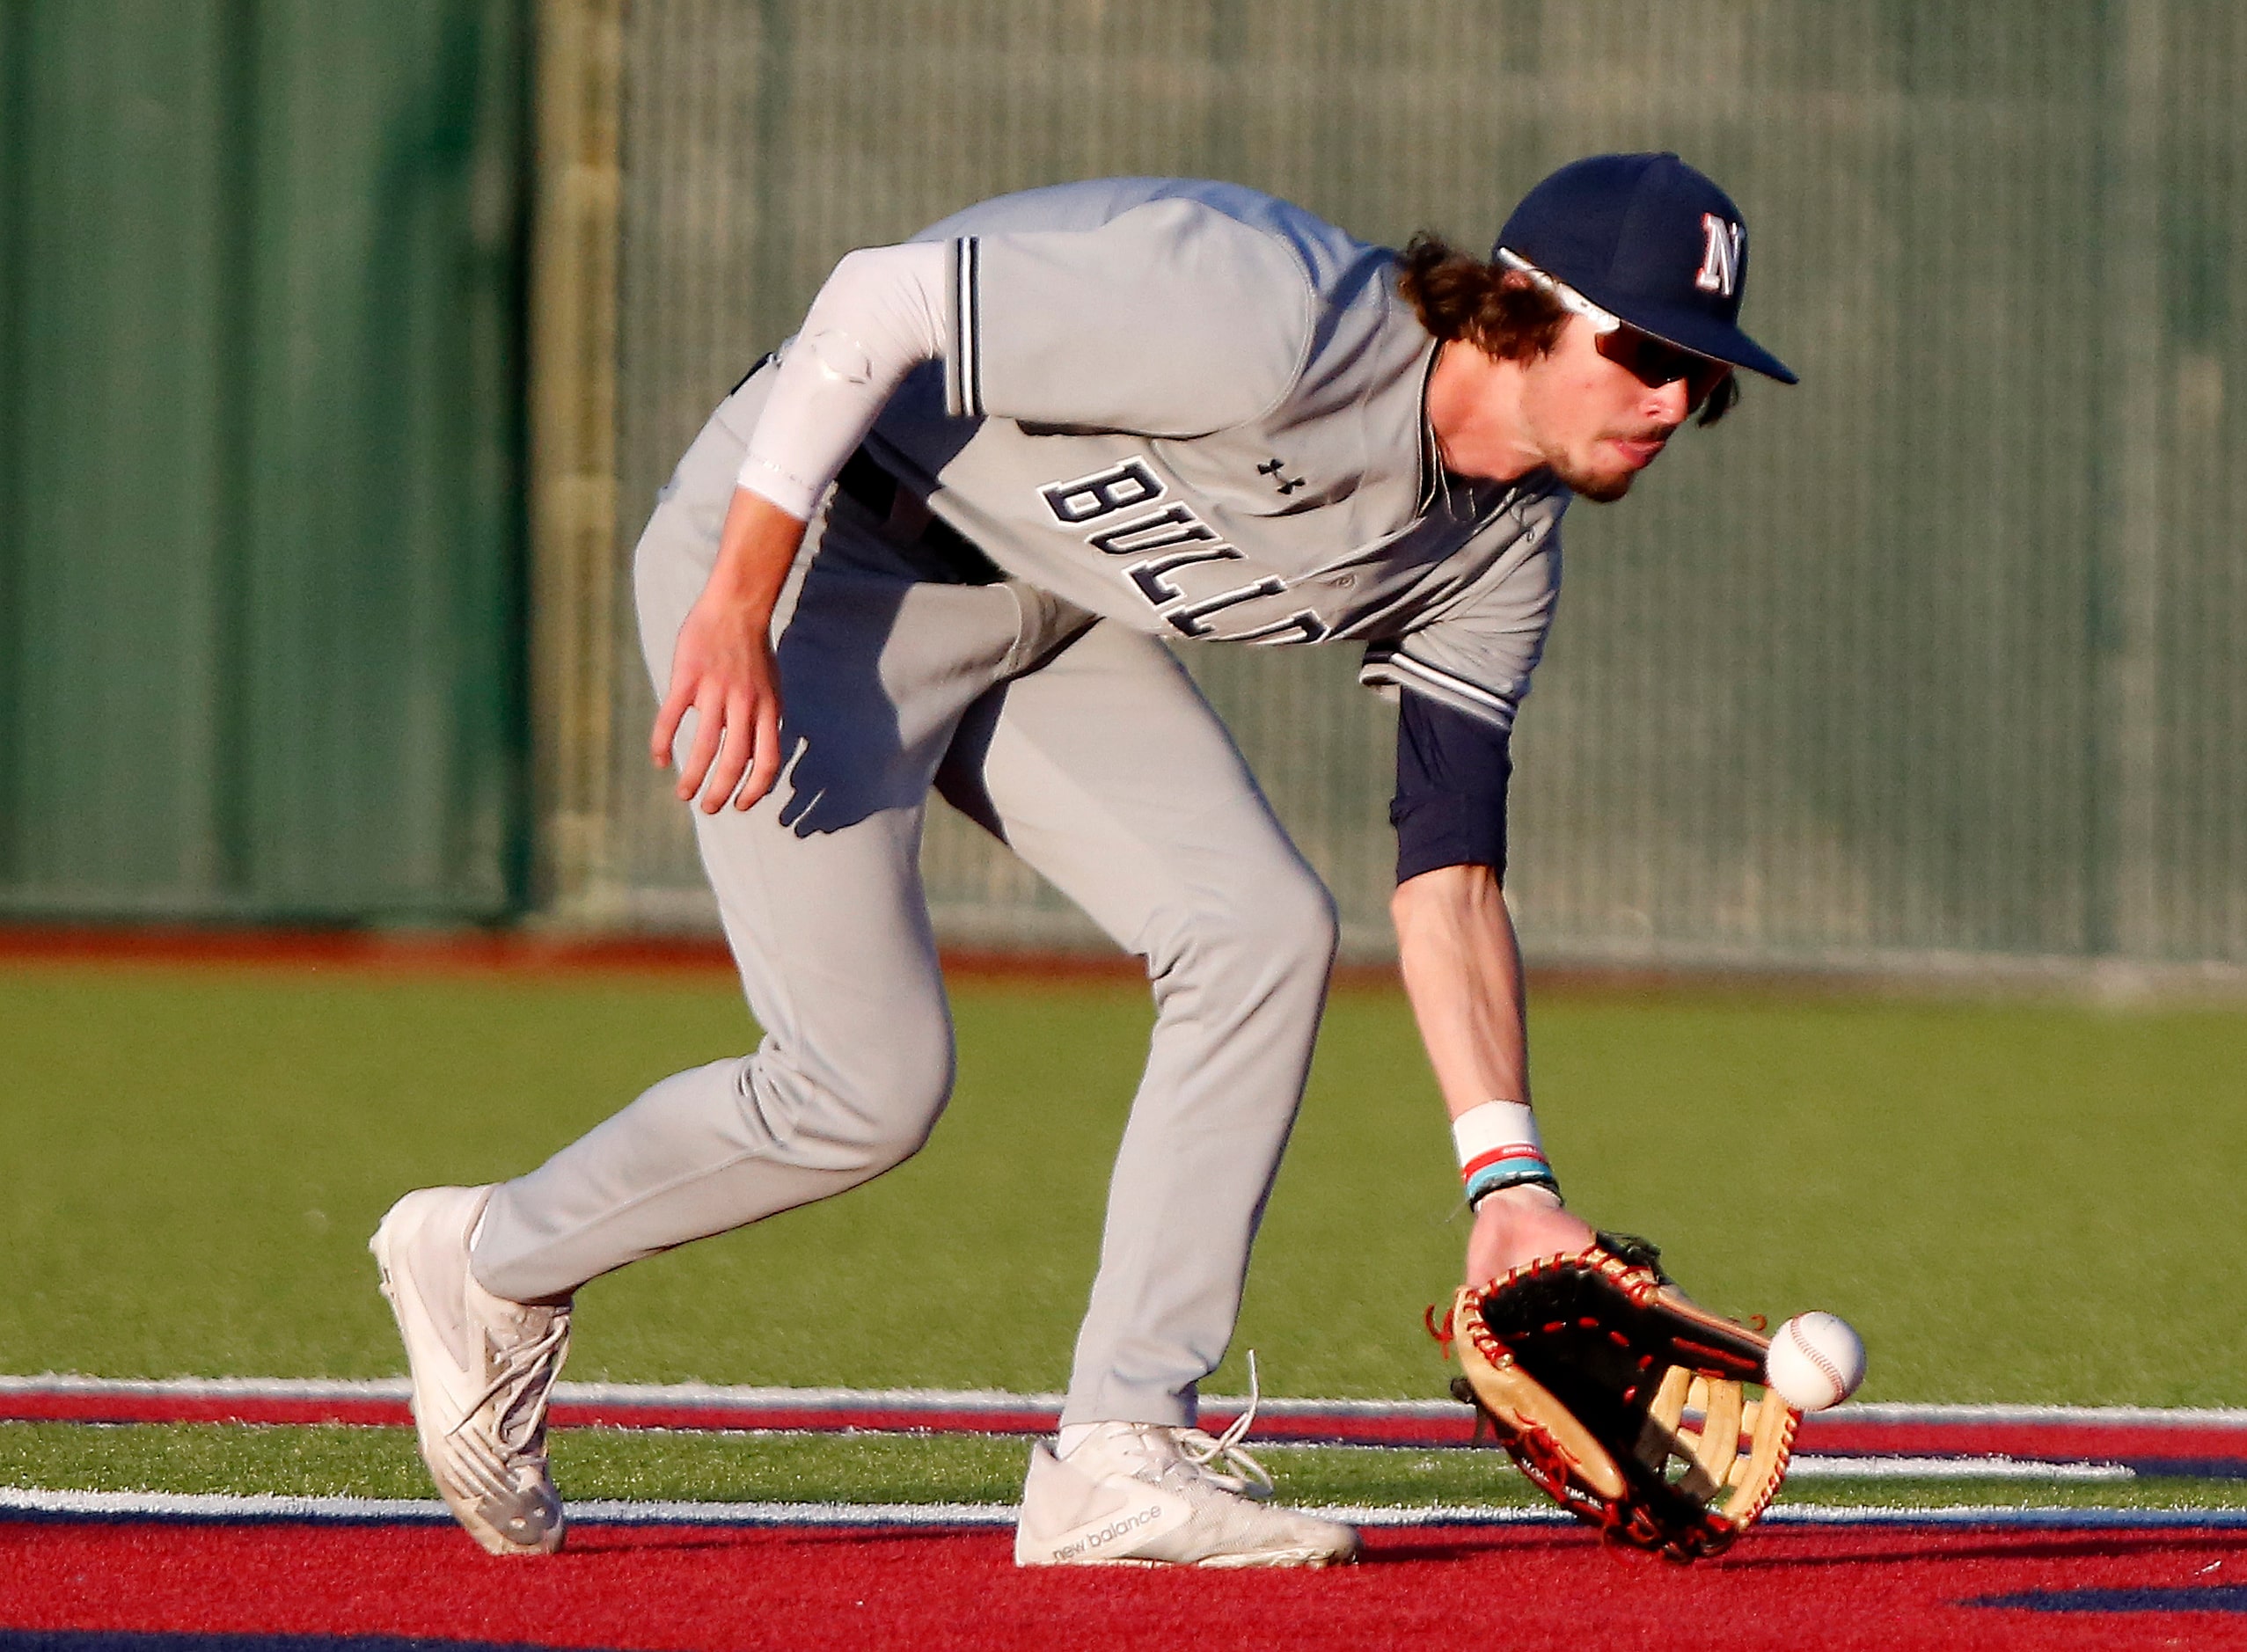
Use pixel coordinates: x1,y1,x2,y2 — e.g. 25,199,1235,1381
1387,691,1594,1283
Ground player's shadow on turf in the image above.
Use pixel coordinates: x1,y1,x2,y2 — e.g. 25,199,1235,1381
1362,1533,1592,1563
566,1529,975,1555
1716,1532,2243,1570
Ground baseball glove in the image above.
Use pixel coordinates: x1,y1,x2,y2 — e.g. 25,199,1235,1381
1432,1233,1798,1561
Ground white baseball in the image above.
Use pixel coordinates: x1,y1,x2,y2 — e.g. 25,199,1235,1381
1764,1312,1866,1411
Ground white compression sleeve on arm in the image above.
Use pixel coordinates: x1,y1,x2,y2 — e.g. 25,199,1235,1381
735,241,948,521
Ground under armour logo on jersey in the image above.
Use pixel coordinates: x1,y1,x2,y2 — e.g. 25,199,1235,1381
1694,214,1744,296
1256,457,1306,496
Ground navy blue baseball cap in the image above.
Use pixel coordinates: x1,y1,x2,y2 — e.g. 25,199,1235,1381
1496,152,1797,384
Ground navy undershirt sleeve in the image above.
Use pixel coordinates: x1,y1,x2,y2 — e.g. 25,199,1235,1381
1391,690,1513,885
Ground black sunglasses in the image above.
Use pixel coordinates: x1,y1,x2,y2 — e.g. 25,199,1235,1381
1595,326,1733,407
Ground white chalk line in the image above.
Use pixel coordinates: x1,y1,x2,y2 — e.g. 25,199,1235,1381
1269,1447,2134,1480
1,1486,2239,1531
1794,1456,2134,1481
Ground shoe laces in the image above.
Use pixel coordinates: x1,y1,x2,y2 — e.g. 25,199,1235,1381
453,1304,570,1466
1176,1349,1273,1501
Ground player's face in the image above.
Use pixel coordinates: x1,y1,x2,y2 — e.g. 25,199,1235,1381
1517,318,1725,502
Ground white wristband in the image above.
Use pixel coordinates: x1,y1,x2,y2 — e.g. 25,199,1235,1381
1451,1101,1555,1206
1452,1100,1540,1166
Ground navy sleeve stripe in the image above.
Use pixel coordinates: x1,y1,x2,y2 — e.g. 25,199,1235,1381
947,236,984,418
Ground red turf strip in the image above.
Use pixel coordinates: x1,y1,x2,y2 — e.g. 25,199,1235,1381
3,1521,2244,1652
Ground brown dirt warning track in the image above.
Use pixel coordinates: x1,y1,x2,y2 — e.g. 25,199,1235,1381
0,922,1917,999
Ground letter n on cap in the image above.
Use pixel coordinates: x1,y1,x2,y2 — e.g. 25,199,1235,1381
1695,213,1744,296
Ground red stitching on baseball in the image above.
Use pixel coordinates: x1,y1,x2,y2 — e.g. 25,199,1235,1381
1787,1322,1848,1396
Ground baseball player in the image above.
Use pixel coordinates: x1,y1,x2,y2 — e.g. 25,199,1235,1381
371,152,1793,1568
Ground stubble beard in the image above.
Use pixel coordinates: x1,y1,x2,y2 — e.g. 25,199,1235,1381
1518,387,1645,503
1549,449,1637,503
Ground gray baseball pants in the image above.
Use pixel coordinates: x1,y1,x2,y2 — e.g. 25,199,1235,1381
472,376,1337,1427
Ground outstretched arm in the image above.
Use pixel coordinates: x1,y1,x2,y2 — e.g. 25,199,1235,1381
1387,687,1593,1283
1392,866,1595,1283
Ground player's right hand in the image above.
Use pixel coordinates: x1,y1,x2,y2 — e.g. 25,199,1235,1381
651,488,809,814
652,598,785,813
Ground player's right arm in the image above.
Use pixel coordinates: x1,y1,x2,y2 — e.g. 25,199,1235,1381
651,489,801,813
655,242,953,810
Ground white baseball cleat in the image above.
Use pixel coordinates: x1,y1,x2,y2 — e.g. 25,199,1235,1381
370,1185,572,1556
1014,1420,1359,1568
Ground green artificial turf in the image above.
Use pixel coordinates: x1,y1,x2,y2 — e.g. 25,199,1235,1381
4,961,2245,1408
4,1423,2242,1514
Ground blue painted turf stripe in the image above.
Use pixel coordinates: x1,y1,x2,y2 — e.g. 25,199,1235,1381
1969,1583,2247,1613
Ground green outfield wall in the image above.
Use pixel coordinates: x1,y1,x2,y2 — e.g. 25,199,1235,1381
5,3,2243,972
568,0,2247,972
0,0,530,921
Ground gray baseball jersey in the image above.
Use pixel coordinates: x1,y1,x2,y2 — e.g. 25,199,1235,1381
860,177,1571,735
465,179,1565,1450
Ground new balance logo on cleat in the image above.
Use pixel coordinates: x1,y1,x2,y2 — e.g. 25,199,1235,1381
1044,1501,1175,1562
1014,1422,1358,1568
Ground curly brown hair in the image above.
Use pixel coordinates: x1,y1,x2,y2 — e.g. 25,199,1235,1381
1394,233,1738,427
1395,233,1568,362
